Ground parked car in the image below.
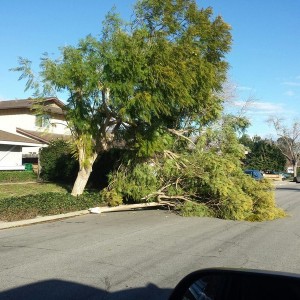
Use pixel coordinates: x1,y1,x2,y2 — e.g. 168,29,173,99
244,169,264,180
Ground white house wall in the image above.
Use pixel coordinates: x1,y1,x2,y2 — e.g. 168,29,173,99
0,144,23,167
0,113,34,134
0,111,70,135
22,145,48,156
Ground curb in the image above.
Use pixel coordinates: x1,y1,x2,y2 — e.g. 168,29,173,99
0,210,89,230
0,202,165,230
273,181,296,186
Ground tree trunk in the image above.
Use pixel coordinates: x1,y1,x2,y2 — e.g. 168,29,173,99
293,161,298,182
71,168,92,196
71,151,98,196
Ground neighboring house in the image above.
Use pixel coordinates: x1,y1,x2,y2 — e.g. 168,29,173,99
0,130,42,170
0,97,71,170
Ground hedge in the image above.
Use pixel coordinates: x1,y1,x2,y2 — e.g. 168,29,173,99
0,192,105,222
0,171,37,183
39,140,78,183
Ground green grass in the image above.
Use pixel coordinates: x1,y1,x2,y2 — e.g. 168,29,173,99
0,192,105,222
0,171,37,183
0,181,106,222
0,182,68,199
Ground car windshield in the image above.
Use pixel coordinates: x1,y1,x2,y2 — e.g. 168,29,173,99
0,1,299,299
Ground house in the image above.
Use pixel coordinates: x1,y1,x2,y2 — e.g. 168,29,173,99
0,97,71,170
0,130,42,170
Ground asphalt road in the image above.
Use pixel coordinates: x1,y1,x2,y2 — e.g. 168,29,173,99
0,182,299,299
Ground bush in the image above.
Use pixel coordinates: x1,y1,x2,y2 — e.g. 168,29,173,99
39,140,78,183
0,171,37,183
0,192,104,222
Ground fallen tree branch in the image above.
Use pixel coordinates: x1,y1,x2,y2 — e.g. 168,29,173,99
89,202,168,214
167,128,196,146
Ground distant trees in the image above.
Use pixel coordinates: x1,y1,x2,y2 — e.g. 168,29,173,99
268,117,300,179
240,135,286,171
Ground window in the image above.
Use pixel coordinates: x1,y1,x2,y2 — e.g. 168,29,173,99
35,115,50,128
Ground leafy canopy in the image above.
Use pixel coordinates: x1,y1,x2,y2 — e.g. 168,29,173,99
12,0,232,195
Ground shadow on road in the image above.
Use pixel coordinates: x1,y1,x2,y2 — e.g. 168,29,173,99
0,279,172,300
276,187,300,191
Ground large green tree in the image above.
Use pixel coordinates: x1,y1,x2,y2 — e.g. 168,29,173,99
13,0,231,196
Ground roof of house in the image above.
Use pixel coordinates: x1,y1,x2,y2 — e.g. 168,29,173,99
0,130,42,145
16,128,71,144
0,97,65,115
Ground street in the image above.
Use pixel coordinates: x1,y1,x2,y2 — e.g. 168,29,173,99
0,182,300,299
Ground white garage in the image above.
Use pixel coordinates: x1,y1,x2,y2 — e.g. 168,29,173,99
0,130,41,170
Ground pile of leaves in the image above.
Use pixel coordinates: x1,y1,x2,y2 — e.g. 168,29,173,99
103,123,286,221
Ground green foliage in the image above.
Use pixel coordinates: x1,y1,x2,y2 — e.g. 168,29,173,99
106,161,158,203
180,202,213,217
0,192,104,222
0,171,37,183
240,135,286,171
13,0,232,195
39,139,78,182
106,121,286,221
101,188,123,207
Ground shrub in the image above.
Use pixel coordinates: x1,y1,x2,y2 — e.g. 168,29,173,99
0,171,37,183
0,192,104,222
39,140,78,183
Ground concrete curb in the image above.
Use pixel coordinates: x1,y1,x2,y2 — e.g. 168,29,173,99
0,210,89,230
273,181,296,186
0,202,165,230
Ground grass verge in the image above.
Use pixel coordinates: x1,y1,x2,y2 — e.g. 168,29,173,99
0,171,37,183
0,182,68,199
0,192,105,222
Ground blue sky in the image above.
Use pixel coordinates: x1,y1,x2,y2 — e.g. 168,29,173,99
1,0,299,137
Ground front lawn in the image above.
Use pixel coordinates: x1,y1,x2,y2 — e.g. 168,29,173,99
0,170,37,183
0,192,105,222
0,182,68,199
0,182,105,222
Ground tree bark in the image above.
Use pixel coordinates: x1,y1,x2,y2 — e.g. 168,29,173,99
71,150,98,196
293,161,298,181
71,168,92,196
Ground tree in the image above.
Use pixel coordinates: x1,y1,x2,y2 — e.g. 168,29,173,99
13,0,232,196
268,117,300,178
104,119,285,221
240,135,286,171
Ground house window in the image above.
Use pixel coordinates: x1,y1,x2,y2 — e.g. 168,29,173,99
35,115,50,128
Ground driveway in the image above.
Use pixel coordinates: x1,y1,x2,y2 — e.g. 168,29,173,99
0,182,299,299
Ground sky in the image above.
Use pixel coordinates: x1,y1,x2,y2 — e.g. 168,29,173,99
0,0,299,137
